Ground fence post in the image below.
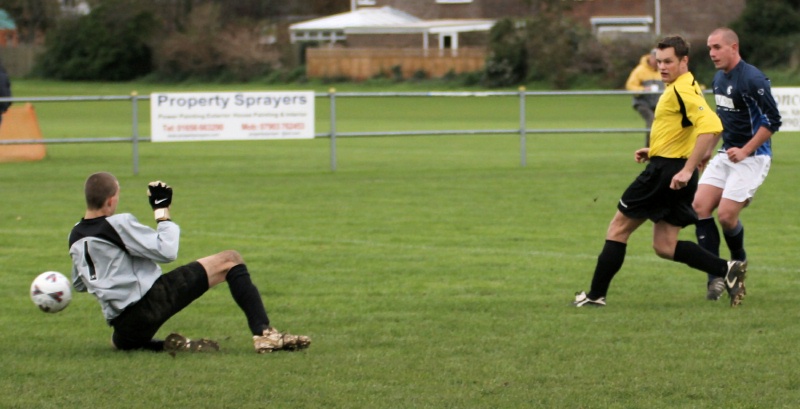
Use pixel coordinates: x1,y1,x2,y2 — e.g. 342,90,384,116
519,86,527,167
329,87,337,172
131,91,140,175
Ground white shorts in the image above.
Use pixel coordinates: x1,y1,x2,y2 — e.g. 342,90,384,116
698,152,771,203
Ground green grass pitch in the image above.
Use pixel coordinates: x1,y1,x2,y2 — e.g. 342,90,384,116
2,80,800,408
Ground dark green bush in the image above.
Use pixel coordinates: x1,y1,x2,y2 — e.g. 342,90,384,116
594,37,657,89
523,15,593,88
485,15,657,89
730,0,800,68
35,0,156,81
483,18,527,87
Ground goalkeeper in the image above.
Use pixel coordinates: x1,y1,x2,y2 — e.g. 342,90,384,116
68,171,310,354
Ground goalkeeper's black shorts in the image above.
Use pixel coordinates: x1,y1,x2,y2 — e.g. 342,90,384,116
111,261,208,350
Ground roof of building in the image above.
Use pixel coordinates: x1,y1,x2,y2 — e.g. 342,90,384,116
289,6,421,31
346,18,495,35
290,6,495,37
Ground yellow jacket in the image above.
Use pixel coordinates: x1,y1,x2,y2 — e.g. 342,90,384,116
625,55,663,109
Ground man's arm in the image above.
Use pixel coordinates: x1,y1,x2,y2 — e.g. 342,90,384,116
108,214,180,263
727,125,772,162
670,133,718,190
635,147,650,163
700,133,722,170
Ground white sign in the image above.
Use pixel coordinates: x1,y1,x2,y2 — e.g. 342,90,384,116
150,91,315,142
772,87,800,132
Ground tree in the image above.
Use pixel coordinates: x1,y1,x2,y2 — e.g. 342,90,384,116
35,0,156,80
730,0,800,67
483,18,527,87
31,0,349,81
483,4,598,89
151,2,284,81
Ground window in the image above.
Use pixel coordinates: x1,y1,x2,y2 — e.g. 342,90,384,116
357,0,376,5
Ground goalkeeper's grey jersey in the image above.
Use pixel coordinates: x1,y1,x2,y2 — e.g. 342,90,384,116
68,214,179,323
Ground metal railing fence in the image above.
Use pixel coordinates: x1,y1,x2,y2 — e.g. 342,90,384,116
0,89,655,174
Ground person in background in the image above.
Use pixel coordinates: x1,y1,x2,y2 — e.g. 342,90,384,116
625,49,664,147
695,27,782,301
0,61,11,125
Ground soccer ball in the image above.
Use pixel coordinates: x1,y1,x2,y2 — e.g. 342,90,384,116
30,271,72,313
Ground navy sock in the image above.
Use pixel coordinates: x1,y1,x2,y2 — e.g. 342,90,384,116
588,240,626,299
227,264,271,336
673,240,728,277
723,221,746,261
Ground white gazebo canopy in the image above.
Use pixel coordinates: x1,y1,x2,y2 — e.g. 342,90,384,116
290,7,421,44
290,6,495,50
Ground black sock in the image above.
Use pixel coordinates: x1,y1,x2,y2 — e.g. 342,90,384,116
588,240,626,299
673,240,728,277
227,264,270,336
146,340,165,352
695,217,721,284
723,221,746,261
695,217,720,256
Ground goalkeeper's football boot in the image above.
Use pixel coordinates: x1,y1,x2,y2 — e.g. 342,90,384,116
724,260,748,307
164,333,219,355
571,291,606,307
706,277,726,301
253,327,311,353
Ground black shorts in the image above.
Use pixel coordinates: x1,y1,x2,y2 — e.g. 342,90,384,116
111,261,209,350
617,156,698,227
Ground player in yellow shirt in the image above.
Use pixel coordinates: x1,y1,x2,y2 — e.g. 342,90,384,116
572,36,747,308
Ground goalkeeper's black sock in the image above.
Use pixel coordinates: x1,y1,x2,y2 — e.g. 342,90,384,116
227,264,271,336
588,240,626,299
723,221,746,261
673,240,728,277
145,340,165,352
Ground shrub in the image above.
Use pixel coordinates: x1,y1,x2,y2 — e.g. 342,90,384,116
411,69,427,81
597,37,660,89
151,3,277,82
730,0,800,68
390,65,403,82
685,36,716,83
483,18,527,87
34,0,156,81
485,14,656,89
522,14,593,88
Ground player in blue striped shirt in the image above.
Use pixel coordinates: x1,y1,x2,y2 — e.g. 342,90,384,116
695,28,782,301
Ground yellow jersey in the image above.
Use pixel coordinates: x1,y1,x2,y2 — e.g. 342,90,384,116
648,72,722,159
